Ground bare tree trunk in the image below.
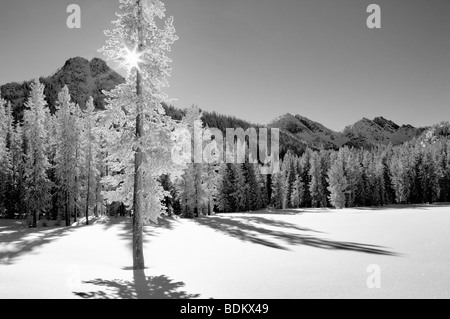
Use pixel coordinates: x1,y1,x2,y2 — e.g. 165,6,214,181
208,198,211,216
74,147,78,224
85,142,92,226
133,0,145,270
33,209,37,228
65,190,70,227
85,174,90,226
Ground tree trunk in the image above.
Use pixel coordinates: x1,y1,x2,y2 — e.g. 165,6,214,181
65,190,70,227
85,176,90,226
85,146,91,226
208,199,211,216
32,209,37,228
132,0,145,271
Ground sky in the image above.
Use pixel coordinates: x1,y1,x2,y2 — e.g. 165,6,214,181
0,0,449,131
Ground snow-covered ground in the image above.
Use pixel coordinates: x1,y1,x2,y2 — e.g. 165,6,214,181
1,205,449,299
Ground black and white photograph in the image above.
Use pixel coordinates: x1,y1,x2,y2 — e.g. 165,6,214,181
0,0,449,303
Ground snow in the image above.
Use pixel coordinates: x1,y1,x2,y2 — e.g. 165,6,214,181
1,205,450,299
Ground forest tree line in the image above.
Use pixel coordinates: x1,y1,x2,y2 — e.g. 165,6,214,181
0,79,449,226
170,123,450,216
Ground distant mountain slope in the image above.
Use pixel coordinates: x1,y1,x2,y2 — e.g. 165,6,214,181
268,113,345,149
1,57,124,119
269,113,426,150
342,116,427,148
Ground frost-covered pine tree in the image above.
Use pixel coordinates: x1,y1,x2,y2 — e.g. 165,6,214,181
232,164,248,212
271,171,284,210
99,0,180,269
327,151,347,209
176,106,208,218
256,165,269,210
72,104,85,223
203,161,219,215
343,149,362,207
0,98,12,216
300,148,313,207
217,164,234,213
9,123,26,218
54,86,79,226
389,147,411,204
280,152,296,209
243,163,260,212
82,97,101,225
10,117,26,210
44,100,59,220
309,151,329,208
290,174,304,209
23,79,52,227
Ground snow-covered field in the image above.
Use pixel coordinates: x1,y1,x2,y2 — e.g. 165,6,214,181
1,205,449,299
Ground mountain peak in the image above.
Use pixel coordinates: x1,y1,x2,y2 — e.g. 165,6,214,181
63,56,90,68
1,56,124,118
373,116,400,130
269,113,345,149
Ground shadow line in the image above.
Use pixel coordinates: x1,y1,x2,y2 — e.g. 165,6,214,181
194,216,399,256
0,226,77,265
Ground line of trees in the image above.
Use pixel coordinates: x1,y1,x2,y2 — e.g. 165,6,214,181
1,83,449,224
0,81,104,225
166,117,450,215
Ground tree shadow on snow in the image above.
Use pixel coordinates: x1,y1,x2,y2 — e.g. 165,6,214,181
0,226,77,265
354,204,446,211
252,209,308,216
194,216,398,256
74,270,200,299
111,216,180,250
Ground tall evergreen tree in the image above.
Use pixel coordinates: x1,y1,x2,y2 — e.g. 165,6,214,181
327,150,347,209
82,97,101,225
256,165,270,210
390,146,412,204
343,149,362,207
243,163,260,211
309,151,328,208
99,0,179,269
9,123,26,219
300,149,312,207
54,86,79,226
0,98,12,217
23,79,52,227
176,106,209,217
232,164,248,212
290,174,304,209
217,164,234,213
271,171,284,210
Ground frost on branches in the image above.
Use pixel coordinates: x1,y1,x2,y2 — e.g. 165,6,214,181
98,0,183,224
23,79,52,226
0,98,12,216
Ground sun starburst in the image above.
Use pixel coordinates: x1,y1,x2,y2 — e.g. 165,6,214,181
123,46,144,71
